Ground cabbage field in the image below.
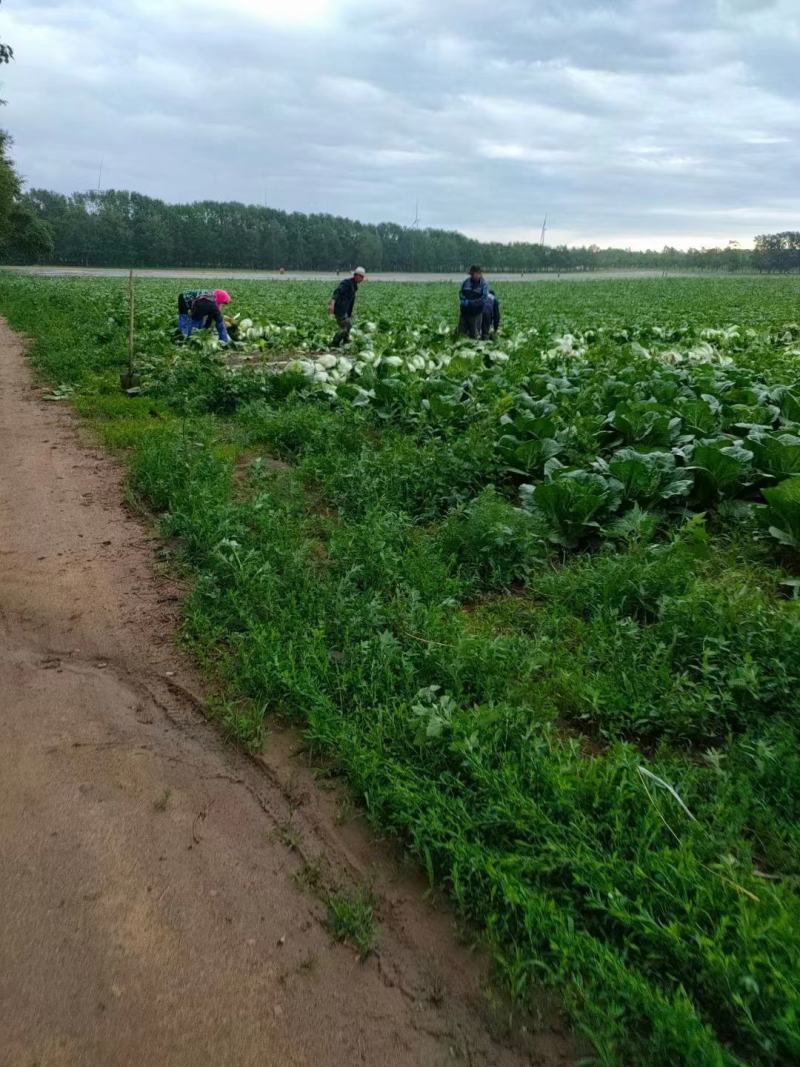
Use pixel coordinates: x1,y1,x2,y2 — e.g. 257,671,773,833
2,273,799,1065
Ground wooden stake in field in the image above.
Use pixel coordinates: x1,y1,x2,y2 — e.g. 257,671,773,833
121,269,141,392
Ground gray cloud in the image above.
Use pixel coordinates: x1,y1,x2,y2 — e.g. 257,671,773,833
2,0,798,248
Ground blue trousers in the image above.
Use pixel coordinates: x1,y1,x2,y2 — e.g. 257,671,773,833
193,314,229,343
178,312,229,343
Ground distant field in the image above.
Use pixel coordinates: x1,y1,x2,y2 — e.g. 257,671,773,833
1,264,742,283
2,272,799,1066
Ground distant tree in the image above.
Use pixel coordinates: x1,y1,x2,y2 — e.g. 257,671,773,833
354,229,383,272
753,233,800,273
0,7,12,67
0,10,55,260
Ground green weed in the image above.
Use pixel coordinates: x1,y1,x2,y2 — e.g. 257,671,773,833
325,888,377,959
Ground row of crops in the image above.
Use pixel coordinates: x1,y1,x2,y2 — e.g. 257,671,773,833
3,274,799,1065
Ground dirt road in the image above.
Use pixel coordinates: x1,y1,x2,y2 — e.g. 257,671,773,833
0,319,572,1066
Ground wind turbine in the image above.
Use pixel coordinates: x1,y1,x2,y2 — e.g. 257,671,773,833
539,213,548,246
409,200,421,274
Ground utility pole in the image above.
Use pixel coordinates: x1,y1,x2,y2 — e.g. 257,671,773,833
121,269,140,393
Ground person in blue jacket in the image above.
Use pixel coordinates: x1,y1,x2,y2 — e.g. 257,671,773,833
458,265,489,338
482,288,501,340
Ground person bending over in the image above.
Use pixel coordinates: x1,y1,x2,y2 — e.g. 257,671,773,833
177,288,231,343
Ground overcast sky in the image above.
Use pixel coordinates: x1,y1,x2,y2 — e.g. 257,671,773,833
2,0,798,250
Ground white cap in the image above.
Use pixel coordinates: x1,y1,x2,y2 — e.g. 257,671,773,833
354,266,366,277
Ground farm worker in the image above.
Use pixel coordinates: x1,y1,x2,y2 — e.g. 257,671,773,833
481,288,501,340
458,265,489,339
328,267,366,347
177,288,231,343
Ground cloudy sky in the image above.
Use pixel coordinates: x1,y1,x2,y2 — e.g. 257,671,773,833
2,0,798,249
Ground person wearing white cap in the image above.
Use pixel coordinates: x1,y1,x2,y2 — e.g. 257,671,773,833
328,267,366,347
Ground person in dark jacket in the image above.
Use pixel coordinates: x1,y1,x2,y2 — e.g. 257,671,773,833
329,267,366,347
482,288,501,340
177,288,231,343
458,266,489,338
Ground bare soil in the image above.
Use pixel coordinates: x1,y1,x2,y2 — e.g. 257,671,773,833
0,319,573,1066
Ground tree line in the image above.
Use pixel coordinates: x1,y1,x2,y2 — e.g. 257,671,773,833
0,6,55,263
2,186,798,275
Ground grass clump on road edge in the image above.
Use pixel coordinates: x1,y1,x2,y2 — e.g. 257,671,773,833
325,888,377,960
2,275,800,1066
